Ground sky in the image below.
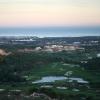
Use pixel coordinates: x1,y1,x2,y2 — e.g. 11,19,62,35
0,0,100,27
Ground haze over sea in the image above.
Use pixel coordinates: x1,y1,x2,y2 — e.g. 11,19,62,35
0,27,100,38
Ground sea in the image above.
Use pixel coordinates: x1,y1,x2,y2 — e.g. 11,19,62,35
0,27,100,37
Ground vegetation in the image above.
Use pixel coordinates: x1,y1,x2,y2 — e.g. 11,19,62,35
0,44,100,100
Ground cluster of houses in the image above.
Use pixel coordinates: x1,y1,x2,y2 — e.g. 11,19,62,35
18,45,85,53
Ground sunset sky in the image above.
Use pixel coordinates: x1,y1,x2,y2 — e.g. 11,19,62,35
0,0,100,27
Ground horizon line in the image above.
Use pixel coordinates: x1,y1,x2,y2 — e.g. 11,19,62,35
0,25,100,28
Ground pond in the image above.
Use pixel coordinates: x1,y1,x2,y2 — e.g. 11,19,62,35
32,76,88,84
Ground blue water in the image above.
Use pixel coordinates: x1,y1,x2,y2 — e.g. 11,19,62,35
32,76,88,84
0,27,100,37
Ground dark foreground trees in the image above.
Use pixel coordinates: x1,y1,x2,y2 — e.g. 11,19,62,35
0,55,25,83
